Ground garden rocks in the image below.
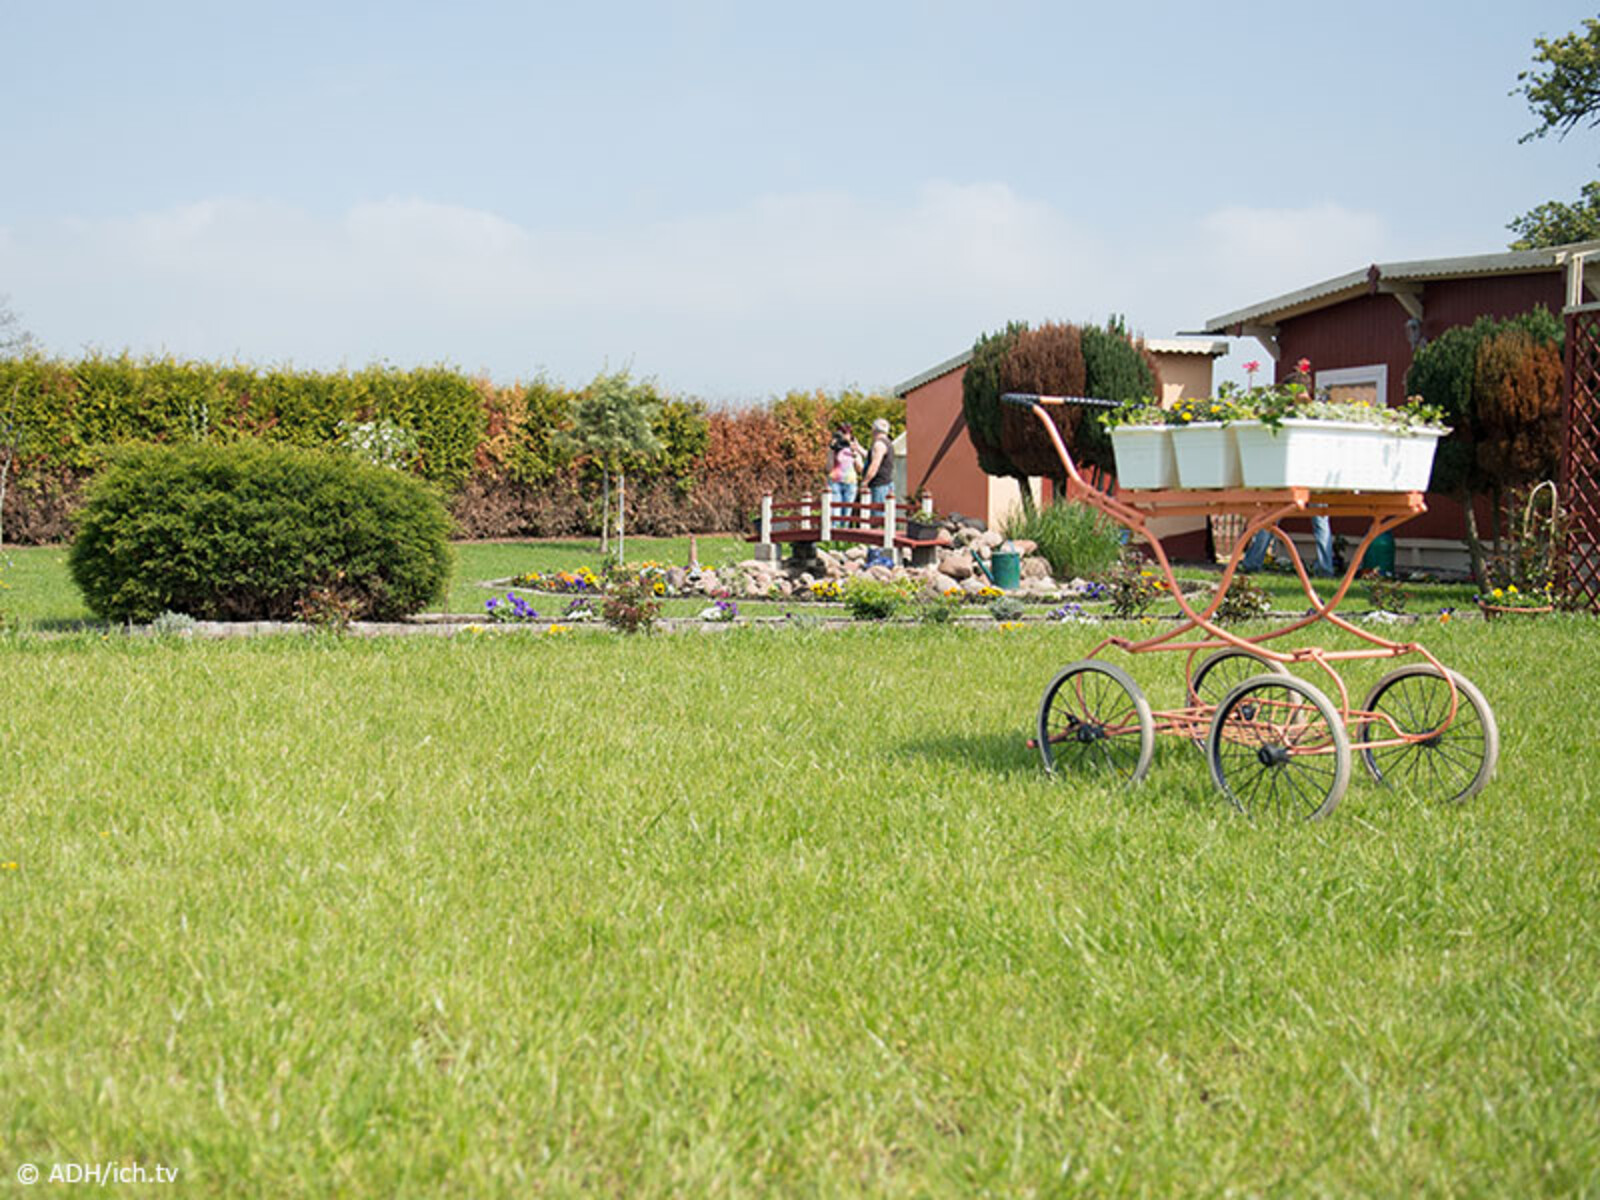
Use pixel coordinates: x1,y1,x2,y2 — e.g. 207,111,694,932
1021,555,1051,579
940,549,976,580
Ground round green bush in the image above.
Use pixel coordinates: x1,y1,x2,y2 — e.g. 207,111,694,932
69,442,453,622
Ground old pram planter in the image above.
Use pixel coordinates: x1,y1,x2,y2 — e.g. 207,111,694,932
1008,393,1498,819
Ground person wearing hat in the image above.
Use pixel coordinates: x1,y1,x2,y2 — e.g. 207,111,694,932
860,417,895,508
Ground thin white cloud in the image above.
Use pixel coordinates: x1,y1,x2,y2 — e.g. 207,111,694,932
0,188,1393,396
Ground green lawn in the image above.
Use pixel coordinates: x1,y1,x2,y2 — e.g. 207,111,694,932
0,596,1595,1194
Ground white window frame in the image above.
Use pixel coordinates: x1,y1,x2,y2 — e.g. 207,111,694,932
1314,363,1388,403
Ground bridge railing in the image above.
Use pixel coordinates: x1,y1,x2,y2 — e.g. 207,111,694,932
753,493,939,560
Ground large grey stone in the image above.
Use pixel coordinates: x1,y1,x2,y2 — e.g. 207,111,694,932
941,549,975,580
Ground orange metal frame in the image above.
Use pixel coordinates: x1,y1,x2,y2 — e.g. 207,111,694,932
1021,398,1461,753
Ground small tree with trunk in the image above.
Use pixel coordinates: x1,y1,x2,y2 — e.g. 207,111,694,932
963,318,1160,504
1405,307,1564,584
557,370,663,563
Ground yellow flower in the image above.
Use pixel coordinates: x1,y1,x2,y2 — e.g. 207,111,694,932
1507,584,1519,595
1180,411,1193,421
1,862,17,871
1491,588,1503,599
546,624,570,635
998,621,1022,632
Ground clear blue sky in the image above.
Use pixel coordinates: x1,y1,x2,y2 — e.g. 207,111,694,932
2,0,1596,400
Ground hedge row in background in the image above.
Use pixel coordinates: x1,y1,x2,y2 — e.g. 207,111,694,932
0,355,904,543
69,443,453,622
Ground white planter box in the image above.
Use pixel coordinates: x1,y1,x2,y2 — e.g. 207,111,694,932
1110,425,1178,490
1171,422,1242,488
1233,420,1445,491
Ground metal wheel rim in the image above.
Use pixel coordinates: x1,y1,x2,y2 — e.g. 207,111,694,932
1187,649,1290,749
1207,673,1351,820
1037,660,1155,784
1357,667,1499,803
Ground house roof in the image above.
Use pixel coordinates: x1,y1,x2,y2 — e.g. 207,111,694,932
892,348,972,397
891,337,1228,397
1202,239,1600,333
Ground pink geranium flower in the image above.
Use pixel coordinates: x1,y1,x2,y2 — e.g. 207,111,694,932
1296,357,1312,376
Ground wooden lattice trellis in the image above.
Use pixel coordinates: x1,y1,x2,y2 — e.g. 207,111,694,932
1562,303,1600,612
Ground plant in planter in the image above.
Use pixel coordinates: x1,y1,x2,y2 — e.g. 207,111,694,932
1229,359,1450,490
1167,385,1252,488
1477,481,1566,615
907,509,947,539
1476,482,1564,616
1101,400,1178,489
1475,581,1554,616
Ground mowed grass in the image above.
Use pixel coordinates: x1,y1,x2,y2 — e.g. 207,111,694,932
1,613,1597,1196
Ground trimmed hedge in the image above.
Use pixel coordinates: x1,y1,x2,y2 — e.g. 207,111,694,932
69,443,452,622
0,355,905,543
0,355,486,485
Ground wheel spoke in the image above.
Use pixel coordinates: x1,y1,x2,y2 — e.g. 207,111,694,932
1359,669,1498,803
1210,676,1349,820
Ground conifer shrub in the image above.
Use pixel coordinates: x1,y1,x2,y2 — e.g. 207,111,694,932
69,442,452,622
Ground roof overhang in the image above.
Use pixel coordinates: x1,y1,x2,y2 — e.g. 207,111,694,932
1201,239,1600,334
1145,337,1230,358
892,349,973,397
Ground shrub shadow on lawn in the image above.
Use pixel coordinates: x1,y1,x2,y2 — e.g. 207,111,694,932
28,618,109,634
898,729,1038,778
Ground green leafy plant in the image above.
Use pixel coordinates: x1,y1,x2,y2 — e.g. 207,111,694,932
916,594,962,624
1099,400,1170,430
1103,557,1166,619
987,595,1026,621
600,576,663,633
842,576,912,620
557,370,665,562
1001,500,1122,579
1213,574,1270,623
1364,571,1410,614
69,442,452,623
1482,482,1568,608
148,610,198,636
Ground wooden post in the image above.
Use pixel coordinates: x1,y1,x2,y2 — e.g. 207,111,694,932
802,492,812,538
820,491,832,541
920,493,934,517
760,494,772,545
883,494,896,552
